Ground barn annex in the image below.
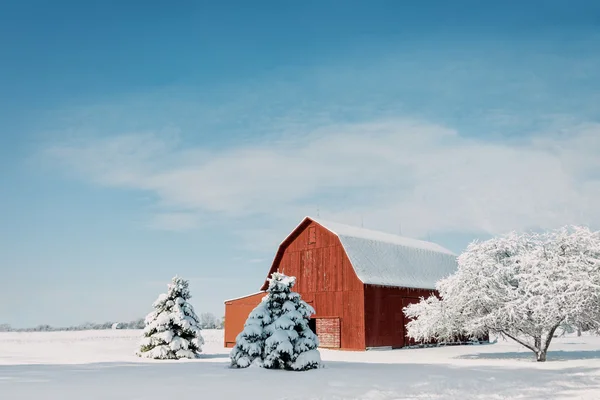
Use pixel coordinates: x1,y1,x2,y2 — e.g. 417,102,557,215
224,217,458,350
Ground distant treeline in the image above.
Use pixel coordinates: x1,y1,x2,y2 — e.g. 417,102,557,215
0,312,224,333
0,319,145,332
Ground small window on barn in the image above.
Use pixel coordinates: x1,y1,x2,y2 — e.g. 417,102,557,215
308,226,316,244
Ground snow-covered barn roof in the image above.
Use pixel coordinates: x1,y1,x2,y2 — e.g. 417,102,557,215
265,217,457,290
310,218,457,289
224,292,265,303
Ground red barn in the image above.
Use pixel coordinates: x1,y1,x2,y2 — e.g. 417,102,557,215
224,217,457,350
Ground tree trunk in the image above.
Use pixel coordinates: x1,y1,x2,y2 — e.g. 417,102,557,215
500,329,558,363
536,350,547,362
577,326,582,337
536,322,562,362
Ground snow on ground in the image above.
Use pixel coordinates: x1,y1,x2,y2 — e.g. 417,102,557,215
1,330,600,399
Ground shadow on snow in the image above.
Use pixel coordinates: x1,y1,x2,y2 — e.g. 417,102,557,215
457,349,600,362
1,359,599,400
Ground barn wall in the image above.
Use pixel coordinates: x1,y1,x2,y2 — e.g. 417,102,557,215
364,285,435,348
223,292,266,348
275,221,366,350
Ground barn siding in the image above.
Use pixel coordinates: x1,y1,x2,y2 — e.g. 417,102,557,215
275,221,366,350
223,292,266,348
364,285,435,348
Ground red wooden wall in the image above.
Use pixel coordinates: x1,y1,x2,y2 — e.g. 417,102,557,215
364,285,435,348
223,292,265,348
263,220,366,350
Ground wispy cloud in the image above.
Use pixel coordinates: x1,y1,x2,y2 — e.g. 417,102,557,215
37,40,600,247
44,118,600,242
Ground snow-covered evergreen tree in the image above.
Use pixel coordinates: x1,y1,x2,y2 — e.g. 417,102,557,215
404,226,600,362
230,297,270,368
230,272,321,371
262,273,321,371
136,276,204,359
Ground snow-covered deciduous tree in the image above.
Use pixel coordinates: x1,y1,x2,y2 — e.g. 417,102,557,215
403,295,466,344
405,226,600,362
136,276,204,359
230,272,322,371
199,312,219,329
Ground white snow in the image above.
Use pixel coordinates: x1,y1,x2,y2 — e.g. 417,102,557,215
2,329,600,399
310,217,458,289
224,292,266,303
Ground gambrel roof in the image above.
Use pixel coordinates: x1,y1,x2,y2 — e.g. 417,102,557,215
311,218,457,289
262,217,458,290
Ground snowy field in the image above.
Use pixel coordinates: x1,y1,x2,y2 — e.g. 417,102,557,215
1,330,600,399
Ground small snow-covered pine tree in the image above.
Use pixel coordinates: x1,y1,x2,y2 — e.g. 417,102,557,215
136,276,204,359
229,272,322,371
262,273,321,371
229,297,271,368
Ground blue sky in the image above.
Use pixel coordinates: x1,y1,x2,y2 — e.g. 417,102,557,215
1,1,600,328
